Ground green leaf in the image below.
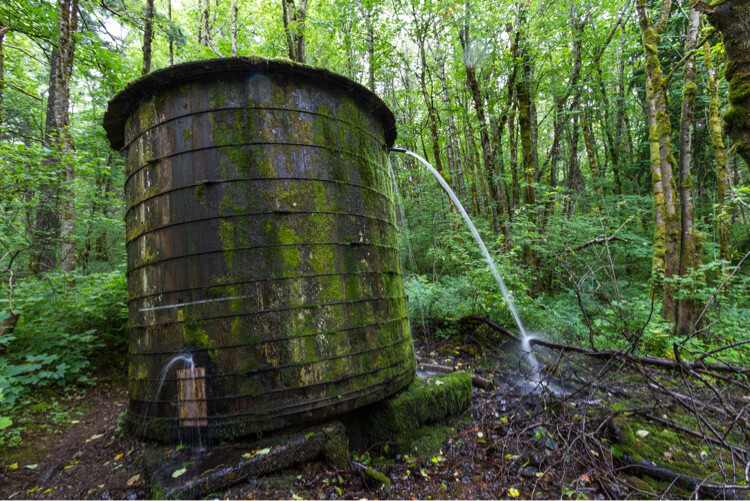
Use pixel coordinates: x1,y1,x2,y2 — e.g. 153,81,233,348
171,468,187,478
0,417,12,430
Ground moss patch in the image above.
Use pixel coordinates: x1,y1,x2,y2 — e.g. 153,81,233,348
353,371,471,454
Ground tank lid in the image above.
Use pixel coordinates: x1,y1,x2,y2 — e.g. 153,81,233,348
103,56,397,150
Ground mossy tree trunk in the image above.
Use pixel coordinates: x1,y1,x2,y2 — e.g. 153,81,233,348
142,0,154,75
676,7,702,337
637,0,680,320
703,41,731,269
696,0,750,170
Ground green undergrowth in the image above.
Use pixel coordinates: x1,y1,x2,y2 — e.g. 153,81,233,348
0,269,128,408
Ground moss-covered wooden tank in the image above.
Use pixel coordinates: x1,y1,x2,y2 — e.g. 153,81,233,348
103,57,415,441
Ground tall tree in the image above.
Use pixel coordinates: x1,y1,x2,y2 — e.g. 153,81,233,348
282,0,307,63
53,0,79,273
676,6,701,336
703,40,730,268
142,0,154,75
636,0,680,319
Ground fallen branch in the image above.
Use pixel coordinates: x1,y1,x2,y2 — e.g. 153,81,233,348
620,456,742,499
416,360,494,389
464,315,750,375
571,236,628,251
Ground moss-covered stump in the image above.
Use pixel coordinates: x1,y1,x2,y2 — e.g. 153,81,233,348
348,371,472,455
144,421,348,499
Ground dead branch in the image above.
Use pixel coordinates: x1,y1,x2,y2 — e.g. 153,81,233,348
571,236,628,251
464,315,750,375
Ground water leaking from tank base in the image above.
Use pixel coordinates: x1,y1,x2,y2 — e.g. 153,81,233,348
141,353,205,450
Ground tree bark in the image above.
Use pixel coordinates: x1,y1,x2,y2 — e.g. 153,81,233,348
231,0,238,57
516,26,537,266
703,41,730,269
54,0,79,274
695,0,750,169
637,0,679,320
30,50,60,276
282,0,307,63
169,0,174,64
0,24,10,131
142,0,154,75
459,5,507,239
676,7,701,337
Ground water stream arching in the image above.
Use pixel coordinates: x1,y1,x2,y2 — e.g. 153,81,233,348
389,148,542,382
142,353,205,449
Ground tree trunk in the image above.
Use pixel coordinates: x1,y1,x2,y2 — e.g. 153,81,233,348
676,6,701,337
516,28,537,266
55,0,79,274
169,0,174,64
459,6,507,238
142,0,154,75
282,0,307,63
581,108,601,195
703,41,731,270
637,0,679,320
30,50,60,276
0,24,9,130
231,0,238,57
696,0,750,169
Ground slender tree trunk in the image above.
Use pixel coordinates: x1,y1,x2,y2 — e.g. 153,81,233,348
696,0,750,169
581,109,601,195
676,7,702,336
566,101,583,215
55,0,79,274
637,0,679,320
282,0,307,63
516,30,537,266
703,41,730,270
168,0,174,64
459,6,507,239
0,24,9,130
231,0,238,56
142,0,154,75
30,51,60,276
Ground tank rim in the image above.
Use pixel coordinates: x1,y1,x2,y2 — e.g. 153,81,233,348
102,56,397,151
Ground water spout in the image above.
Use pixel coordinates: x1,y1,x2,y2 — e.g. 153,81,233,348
142,353,205,447
390,148,541,382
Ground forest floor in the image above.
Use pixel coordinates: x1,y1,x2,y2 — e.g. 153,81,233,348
0,331,747,500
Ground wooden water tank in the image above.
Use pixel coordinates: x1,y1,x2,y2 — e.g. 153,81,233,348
103,57,415,441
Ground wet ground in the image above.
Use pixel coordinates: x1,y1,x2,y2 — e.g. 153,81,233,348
1,334,745,500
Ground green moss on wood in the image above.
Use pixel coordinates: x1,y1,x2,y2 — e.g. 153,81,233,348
364,371,471,448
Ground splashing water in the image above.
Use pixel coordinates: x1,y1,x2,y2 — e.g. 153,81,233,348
390,148,541,382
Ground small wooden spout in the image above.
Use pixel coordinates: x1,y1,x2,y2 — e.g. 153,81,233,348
177,367,207,427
